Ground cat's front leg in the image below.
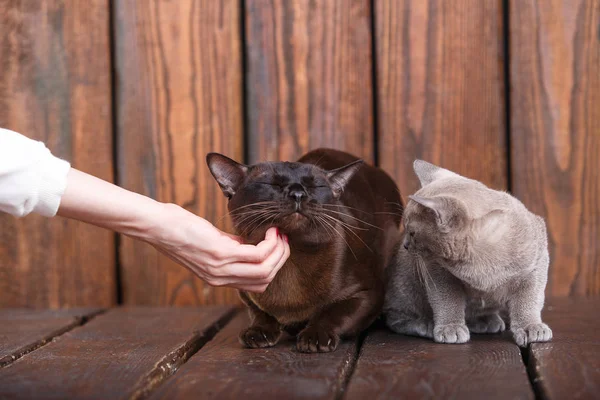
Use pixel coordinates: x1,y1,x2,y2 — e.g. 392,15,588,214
239,292,282,348
297,289,382,353
427,266,470,344
508,269,552,347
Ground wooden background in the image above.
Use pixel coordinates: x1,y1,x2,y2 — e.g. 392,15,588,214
0,0,598,307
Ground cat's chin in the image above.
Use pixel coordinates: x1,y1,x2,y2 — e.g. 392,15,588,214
279,212,310,231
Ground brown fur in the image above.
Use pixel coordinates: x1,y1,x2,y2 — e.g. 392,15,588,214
207,148,402,352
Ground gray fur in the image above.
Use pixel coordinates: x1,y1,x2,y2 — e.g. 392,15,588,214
384,160,552,347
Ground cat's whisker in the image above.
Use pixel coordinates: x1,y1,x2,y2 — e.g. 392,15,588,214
234,209,279,226
416,254,437,293
315,216,334,242
319,213,368,232
218,201,281,221
317,215,358,261
241,211,278,233
320,214,373,252
321,203,373,215
320,208,382,230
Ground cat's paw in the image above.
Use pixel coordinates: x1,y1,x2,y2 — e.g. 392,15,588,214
512,323,552,347
468,313,506,334
239,326,281,348
388,319,434,338
296,327,340,353
433,323,470,344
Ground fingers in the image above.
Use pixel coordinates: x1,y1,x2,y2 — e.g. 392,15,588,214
231,227,279,263
220,232,289,281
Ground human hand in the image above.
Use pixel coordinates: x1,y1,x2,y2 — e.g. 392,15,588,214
145,204,290,293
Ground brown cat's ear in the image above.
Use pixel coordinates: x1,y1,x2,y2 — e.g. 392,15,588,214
206,153,248,198
408,195,456,233
326,159,364,197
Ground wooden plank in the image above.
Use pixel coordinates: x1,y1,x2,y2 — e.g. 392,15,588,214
115,0,243,305
0,1,115,306
345,327,533,399
0,308,102,367
148,312,360,400
528,298,600,399
375,0,507,197
245,0,374,163
0,307,235,400
509,0,600,296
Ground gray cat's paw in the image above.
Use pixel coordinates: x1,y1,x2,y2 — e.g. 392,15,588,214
512,323,553,347
388,319,434,338
433,323,470,344
468,314,506,334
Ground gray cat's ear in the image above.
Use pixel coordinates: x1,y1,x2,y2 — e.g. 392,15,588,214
206,153,248,198
474,209,507,242
408,195,454,232
413,160,456,187
326,159,364,197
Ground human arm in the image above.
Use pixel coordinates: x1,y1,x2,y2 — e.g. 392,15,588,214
58,169,290,292
0,128,290,292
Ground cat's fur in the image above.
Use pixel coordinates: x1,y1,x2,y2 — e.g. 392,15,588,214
384,160,552,347
207,148,402,353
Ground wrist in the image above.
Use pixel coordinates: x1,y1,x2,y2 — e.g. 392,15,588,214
123,200,174,243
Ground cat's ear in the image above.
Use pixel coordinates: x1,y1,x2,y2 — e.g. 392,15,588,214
413,160,457,187
408,195,456,233
206,153,248,198
473,209,507,243
326,159,364,197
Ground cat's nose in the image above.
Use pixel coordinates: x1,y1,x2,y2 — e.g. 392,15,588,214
288,184,307,202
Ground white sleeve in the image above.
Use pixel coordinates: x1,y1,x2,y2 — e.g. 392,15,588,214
0,128,71,217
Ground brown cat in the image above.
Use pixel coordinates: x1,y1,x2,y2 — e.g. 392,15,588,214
207,148,402,352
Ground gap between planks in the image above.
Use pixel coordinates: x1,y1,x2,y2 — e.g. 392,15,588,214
129,308,237,400
0,309,106,369
335,331,367,400
521,345,545,400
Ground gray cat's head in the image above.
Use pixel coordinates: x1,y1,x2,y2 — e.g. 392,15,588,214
402,160,505,260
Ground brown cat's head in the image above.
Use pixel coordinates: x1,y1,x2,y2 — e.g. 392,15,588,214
207,153,363,243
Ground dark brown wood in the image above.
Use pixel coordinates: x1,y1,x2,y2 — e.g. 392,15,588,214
375,0,507,197
245,0,374,163
0,0,115,307
115,0,243,305
148,312,360,399
528,297,600,399
0,308,102,367
345,327,533,399
510,0,600,296
0,307,235,399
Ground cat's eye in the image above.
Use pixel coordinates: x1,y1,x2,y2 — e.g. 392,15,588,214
257,182,283,188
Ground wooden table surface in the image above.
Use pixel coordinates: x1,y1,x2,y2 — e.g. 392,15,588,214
0,298,597,400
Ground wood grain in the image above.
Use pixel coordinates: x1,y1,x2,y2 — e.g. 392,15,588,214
345,327,533,399
510,0,600,296
375,0,507,197
245,0,374,163
0,308,102,367
0,0,115,307
0,307,235,399
148,312,360,400
528,297,600,399
115,0,243,305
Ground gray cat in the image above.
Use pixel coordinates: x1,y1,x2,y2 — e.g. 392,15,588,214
384,160,552,347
